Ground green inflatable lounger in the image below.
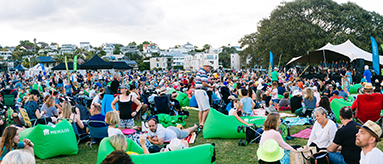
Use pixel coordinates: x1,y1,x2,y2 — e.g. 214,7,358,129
330,98,353,122
350,83,361,94
20,119,78,159
97,137,215,164
203,108,266,139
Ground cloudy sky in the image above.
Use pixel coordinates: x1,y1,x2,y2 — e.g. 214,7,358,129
0,0,381,49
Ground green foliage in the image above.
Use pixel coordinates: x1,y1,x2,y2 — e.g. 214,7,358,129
138,62,150,71
219,52,231,68
37,42,48,48
12,51,23,61
99,50,106,56
239,0,383,68
0,48,8,51
203,44,212,51
173,65,183,70
19,40,34,46
22,56,39,68
128,42,137,46
113,49,121,54
143,41,150,44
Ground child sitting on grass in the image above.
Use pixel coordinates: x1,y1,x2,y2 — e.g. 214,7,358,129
278,92,290,111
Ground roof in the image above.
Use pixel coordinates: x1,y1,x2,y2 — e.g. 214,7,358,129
36,56,55,63
110,61,133,69
81,55,113,69
287,40,383,65
161,51,184,57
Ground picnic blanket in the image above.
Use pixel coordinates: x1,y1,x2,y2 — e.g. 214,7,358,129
183,132,197,144
283,117,310,126
252,108,295,117
291,126,313,139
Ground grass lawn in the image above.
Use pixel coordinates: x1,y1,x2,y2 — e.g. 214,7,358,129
35,109,383,164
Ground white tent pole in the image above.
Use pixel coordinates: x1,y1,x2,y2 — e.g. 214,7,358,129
322,49,326,64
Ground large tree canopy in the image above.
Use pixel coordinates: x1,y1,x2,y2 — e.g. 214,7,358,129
239,0,383,68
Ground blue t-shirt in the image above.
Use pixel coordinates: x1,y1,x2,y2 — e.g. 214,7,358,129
64,84,72,94
364,70,372,83
0,142,25,161
240,97,253,114
277,86,286,95
24,100,39,120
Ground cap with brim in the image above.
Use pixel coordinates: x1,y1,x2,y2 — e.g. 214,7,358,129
257,139,284,162
361,78,367,83
119,84,130,89
203,61,213,68
356,120,382,142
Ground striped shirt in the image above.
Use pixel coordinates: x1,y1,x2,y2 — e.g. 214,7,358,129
195,68,208,89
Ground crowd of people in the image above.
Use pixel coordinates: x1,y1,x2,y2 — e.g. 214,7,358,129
0,60,382,163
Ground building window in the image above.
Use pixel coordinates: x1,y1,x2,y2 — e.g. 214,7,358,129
207,55,214,59
157,63,159,67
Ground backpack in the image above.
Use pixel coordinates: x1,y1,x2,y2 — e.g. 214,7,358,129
75,104,90,120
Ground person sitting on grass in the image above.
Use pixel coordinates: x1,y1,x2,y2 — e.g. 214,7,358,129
240,89,255,116
0,126,34,161
226,95,253,126
147,118,198,145
278,92,290,111
307,107,337,151
105,111,123,137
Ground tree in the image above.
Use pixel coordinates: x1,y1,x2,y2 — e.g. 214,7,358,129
113,49,121,54
99,50,106,56
143,41,150,44
219,52,231,68
174,45,181,48
12,51,22,61
151,52,160,57
239,0,383,68
128,42,137,46
19,40,34,46
203,44,212,52
138,62,150,71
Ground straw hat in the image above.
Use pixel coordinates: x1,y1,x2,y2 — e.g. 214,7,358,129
364,83,373,91
357,120,382,142
166,138,185,151
257,139,284,162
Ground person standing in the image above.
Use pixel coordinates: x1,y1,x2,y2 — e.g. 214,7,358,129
195,61,215,130
271,67,279,82
355,120,383,164
363,65,372,83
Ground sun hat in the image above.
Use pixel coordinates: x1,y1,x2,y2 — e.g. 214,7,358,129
166,138,185,151
202,61,213,68
257,139,284,162
292,90,302,97
257,84,263,90
356,120,382,142
364,83,373,91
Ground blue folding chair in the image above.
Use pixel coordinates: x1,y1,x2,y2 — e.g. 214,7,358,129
87,120,108,148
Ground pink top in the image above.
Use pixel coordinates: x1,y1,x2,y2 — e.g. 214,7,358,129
259,129,294,151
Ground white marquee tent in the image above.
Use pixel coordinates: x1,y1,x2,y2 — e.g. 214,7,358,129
287,40,383,65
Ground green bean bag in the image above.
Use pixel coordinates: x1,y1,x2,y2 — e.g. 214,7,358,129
156,114,187,128
203,108,266,139
350,84,361,94
20,120,78,159
330,98,353,122
168,89,191,107
97,137,215,164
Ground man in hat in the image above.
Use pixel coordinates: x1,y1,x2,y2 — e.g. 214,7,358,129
271,67,279,82
363,83,374,95
327,106,361,164
194,61,215,129
356,120,383,163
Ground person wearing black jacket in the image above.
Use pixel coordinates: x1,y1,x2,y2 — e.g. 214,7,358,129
290,90,303,113
110,75,121,94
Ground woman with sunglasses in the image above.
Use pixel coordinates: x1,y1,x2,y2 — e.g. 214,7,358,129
111,84,142,130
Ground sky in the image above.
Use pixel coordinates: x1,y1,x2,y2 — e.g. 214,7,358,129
0,0,381,49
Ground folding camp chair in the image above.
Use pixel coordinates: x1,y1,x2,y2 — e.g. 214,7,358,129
3,94,15,108
237,125,263,146
87,120,108,148
58,118,89,144
19,108,50,127
154,95,173,115
351,93,383,125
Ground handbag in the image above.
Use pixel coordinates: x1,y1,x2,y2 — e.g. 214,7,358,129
290,146,317,164
309,151,329,164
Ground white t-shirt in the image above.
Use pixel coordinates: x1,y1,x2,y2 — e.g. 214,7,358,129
271,88,278,100
307,120,337,148
360,147,383,164
108,127,123,137
148,124,177,142
89,90,96,99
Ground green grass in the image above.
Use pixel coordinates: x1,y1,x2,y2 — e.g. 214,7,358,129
35,109,383,164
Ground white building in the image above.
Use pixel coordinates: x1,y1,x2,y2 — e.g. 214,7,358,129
183,53,219,70
0,51,12,60
160,51,185,66
150,56,173,70
230,53,241,70
80,42,91,51
143,43,160,55
61,44,76,54
121,45,141,56
102,54,126,61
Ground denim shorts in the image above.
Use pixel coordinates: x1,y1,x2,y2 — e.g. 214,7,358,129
272,99,279,103
119,118,134,128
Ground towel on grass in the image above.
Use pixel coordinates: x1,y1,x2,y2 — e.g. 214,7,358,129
183,132,196,144
291,126,313,139
283,117,310,126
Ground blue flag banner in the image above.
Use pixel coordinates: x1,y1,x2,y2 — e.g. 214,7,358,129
40,63,46,76
371,36,379,75
268,51,273,78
